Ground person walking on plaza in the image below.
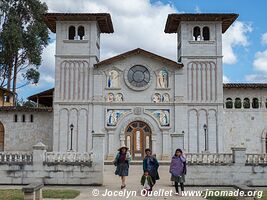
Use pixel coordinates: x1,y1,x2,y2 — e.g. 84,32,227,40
140,170,154,195
169,148,186,195
113,146,131,189
143,148,159,187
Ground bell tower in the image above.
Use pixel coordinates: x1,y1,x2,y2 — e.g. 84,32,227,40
165,13,238,153
43,13,114,152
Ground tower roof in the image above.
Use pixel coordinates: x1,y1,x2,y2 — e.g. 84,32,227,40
164,13,238,33
43,13,114,33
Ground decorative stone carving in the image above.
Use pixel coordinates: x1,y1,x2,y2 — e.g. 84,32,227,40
162,93,170,102
146,109,170,127
115,93,123,102
107,70,119,88
152,93,161,103
157,68,169,88
107,93,114,102
133,107,142,115
106,109,131,127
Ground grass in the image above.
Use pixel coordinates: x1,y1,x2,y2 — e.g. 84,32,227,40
257,191,267,200
0,189,80,200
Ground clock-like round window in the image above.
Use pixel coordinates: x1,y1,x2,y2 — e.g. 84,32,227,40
127,65,150,88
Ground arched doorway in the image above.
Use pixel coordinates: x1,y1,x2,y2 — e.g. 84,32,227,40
0,122,4,151
125,121,152,160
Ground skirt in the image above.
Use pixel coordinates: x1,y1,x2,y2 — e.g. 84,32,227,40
171,174,185,183
115,162,129,176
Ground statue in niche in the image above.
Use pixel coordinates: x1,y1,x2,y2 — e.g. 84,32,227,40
107,70,119,88
107,110,117,126
162,93,170,102
115,93,123,102
157,69,169,88
107,93,114,102
159,110,170,126
152,93,161,103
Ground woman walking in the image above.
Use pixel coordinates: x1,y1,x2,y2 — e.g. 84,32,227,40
114,146,131,189
169,148,186,195
143,148,159,188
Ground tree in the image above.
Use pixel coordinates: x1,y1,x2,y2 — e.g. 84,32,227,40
0,0,49,95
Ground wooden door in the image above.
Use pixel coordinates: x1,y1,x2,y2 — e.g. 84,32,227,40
0,122,4,151
125,121,152,160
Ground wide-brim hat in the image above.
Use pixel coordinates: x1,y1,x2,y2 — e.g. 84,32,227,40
118,146,129,151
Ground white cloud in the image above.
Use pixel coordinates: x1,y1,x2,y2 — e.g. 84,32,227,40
262,32,267,45
253,50,267,73
223,75,230,83
194,6,201,13
222,21,252,65
245,74,267,83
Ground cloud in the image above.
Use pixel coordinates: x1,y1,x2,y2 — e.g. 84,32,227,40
222,21,252,65
245,74,267,83
262,32,267,45
223,75,230,83
194,6,201,13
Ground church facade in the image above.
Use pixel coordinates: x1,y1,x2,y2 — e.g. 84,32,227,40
0,13,266,160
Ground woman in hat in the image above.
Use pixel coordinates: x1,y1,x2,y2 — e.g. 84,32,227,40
113,146,131,189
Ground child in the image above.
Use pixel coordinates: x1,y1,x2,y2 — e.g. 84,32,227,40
140,170,154,195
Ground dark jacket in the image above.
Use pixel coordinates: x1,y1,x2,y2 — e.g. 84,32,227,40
143,155,160,180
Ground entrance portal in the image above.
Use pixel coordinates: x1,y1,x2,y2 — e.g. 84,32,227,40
125,121,152,160
0,122,4,151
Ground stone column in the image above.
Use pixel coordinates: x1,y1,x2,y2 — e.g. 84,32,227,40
162,131,170,160
151,134,157,156
231,147,246,165
92,133,105,185
119,134,125,146
33,142,47,170
107,130,115,160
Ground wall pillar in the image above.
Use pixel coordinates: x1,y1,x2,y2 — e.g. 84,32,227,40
107,130,115,160
33,142,46,170
92,133,105,185
119,134,125,146
231,147,246,165
162,131,170,160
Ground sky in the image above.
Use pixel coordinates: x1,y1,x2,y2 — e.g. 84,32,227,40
17,0,267,99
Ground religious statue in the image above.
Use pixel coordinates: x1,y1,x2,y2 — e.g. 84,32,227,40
162,93,170,102
157,69,168,88
115,93,123,102
152,93,161,103
159,110,170,126
107,110,117,126
107,93,114,102
107,70,119,88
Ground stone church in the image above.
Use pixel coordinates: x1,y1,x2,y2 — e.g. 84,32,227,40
0,13,266,160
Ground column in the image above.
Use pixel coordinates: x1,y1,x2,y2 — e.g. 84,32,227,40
162,131,170,160
107,130,115,160
119,134,125,146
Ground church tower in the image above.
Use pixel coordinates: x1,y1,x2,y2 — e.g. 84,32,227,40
165,14,238,153
43,13,114,152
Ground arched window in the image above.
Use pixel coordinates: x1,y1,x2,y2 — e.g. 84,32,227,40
225,98,233,109
234,98,242,109
78,26,85,40
193,26,201,41
266,133,267,153
265,99,267,108
203,26,210,41
243,98,250,109
252,98,259,109
68,26,75,40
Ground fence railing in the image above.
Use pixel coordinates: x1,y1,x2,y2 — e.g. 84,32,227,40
0,152,33,164
246,154,267,165
45,151,93,164
186,153,233,165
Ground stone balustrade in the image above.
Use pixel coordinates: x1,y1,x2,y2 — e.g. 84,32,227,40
45,151,93,165
0,152,32,164
186,153,233,165
246,154,267,165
